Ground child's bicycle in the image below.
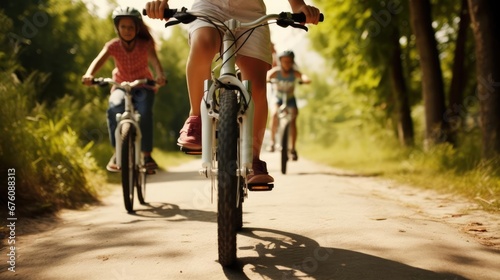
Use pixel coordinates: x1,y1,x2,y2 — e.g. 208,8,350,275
92,78,156,213
269,79,301,175
145,7,322,266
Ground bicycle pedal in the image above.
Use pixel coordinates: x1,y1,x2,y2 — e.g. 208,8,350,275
248,183,274,191
179,146,202,155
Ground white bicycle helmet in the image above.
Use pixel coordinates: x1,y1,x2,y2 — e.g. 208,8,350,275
112,7,142,43
112,6,142,26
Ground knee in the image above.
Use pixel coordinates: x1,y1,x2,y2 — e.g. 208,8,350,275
189,29,219,63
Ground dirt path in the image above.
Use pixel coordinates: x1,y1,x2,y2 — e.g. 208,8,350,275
2,152,500,279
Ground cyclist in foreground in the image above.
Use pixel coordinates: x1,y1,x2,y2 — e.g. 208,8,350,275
267,50,311,160
82,6,166,173
145,0,321,184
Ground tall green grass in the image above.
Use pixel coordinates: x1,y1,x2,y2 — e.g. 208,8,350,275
0,67,103,215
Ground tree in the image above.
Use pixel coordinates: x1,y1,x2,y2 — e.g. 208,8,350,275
309,0,415,146
467,0,500,158
153,26,190,150
409,0,449,147
2,0,103,104
446,0,470,145
389,25,414,146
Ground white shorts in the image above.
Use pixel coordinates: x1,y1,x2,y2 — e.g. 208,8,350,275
188,0,273,65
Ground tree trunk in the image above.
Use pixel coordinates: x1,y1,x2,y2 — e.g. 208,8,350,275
446,0,470,146
467,0,500,158
409,0,449,147
389,27,414,147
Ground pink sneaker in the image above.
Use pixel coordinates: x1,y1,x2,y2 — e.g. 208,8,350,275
247,159,274,184
178,116,202,150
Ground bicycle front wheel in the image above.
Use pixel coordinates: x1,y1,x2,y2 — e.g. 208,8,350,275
217,89,239,266
281,123,289,174
121,123,135,213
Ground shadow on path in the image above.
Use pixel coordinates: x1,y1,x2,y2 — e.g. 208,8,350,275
130,202,216,223
223,227,467,280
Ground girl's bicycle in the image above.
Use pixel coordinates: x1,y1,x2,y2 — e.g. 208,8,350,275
92,77,155,213
145,7,322,266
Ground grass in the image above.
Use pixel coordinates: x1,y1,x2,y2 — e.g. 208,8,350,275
300,133,500,213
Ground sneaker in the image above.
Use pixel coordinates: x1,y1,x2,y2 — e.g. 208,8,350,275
144,155,158,174
247,159,274,184
291,149,298,161
106,154,120,172
178,116,201,150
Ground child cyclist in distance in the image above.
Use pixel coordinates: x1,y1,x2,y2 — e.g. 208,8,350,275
82,7,166,173
267,50,311,160
145,0,321,184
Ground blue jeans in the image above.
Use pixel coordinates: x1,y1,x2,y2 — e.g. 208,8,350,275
107,87,155,152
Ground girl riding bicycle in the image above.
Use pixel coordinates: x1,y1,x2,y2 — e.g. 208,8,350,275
145,0,320,184
82,6,166,173
267,50,311,160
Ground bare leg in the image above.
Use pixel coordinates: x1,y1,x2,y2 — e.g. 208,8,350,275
236,55,271,161
186,27,221,116
269,105,279,148
289,108,298,151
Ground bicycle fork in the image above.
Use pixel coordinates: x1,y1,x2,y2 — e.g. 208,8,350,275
199,77,254,180
114,113,142,169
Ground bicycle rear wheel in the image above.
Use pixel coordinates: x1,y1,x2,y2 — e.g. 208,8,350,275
217,89,239,266
121,123,136,213
281,123,290,174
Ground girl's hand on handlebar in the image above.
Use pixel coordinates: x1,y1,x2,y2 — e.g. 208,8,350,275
82,75,94,86
294,5,321,25
156,75,167,86
144,0,169,20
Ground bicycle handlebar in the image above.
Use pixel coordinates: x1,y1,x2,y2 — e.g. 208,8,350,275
268,79,306,85
142,7,324,30
91,78,156,88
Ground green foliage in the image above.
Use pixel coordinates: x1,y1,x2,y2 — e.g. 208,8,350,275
310,0,402,92
0,65,102,215
153,26,191,150
0,1,191,217
2,0,113,104
0,4,110,215
298,68,394,148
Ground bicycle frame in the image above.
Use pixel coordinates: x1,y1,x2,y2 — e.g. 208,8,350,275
275,85,293,129
97,78,148,171
200,18,255,183
114,86,143,171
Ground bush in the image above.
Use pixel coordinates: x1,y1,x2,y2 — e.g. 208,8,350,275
0,66,103,216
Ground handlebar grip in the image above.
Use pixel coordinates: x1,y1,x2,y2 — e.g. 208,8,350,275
291,13,324,23
142,8,177,18
91,78,104,85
